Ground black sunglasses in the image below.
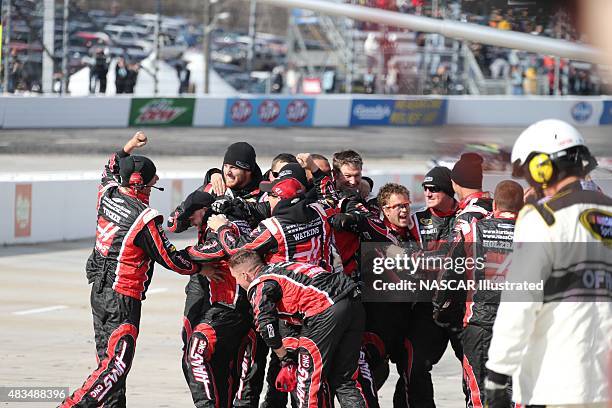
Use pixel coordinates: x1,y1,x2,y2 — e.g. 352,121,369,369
271,171,279,178
422,185,442,193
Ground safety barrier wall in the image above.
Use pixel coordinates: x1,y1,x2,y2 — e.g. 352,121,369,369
0,95,610,128
3,171,611,245
1,175,203,245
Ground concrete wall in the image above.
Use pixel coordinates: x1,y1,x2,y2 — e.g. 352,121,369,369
0,95,609,128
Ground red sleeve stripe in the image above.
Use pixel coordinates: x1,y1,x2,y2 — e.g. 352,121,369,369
253,283,264,330
265,218,288,261
265,273,334,316
411,214,422,245
113,208,152,290
187,244,225,260
367,218,395,241
147,221,196,274
222,227,274,256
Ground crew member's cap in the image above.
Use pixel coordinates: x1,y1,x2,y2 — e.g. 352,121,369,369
259,163,307,200
223,142,258,171
451,153,483,189
119,155,156,187
422,166,454,197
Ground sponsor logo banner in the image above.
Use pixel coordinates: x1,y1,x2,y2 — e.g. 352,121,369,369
570,101,593,123
15,184,32,238
350,99,447,126
599,100,612,125
224,98,315,127
129,98,195,126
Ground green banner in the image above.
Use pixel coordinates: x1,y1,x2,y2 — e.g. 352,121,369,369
129,98,195,126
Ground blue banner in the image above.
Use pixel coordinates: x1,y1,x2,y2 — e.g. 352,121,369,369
599,100,612,125
225,98,315,127
350,99,447,126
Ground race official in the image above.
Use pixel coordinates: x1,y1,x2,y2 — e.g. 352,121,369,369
485,119,611,408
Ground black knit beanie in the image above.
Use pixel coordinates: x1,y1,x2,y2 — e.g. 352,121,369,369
422,166,454,197
223,142,257,171
451,153,483,189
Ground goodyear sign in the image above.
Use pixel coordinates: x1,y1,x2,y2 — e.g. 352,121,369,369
129,98,195,126
350,99,447,126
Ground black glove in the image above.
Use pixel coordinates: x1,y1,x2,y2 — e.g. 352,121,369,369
484,371,512,408
432,300,463,333
329,213,358,231
211,198,232,214
229,197,251,219
279,350,298,367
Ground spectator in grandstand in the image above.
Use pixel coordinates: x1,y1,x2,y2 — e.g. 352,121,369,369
125,63,140,94
90,48,109,95
115,57,129,94
286,63,300,95
176,61,191,95
364,68,376,94
271,65,285,94
385,61,400,94
490,55,510,80
522,67,538,95
510,65,523,95
364,33,380,74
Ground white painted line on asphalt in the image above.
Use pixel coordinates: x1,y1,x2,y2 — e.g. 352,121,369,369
13,305,68,315
147,288,168,295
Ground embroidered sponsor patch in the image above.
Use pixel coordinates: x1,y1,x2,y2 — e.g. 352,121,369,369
580,209,612,246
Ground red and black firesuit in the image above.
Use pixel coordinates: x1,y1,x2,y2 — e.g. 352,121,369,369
461,210,516,408
182,163,339,408
248,261,366,408
168,174,267,408
394,203,461,408
432,191,493,406
329,206,420,406
60,150,199,408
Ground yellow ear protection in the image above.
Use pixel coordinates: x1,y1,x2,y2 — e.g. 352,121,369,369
528,153,554,186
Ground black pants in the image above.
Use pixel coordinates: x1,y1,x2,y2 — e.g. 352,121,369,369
183,303,251,408
364,302,416,407
295,297,366,408
60,286,141,407
262,322,301,408
182,275,261,408
462,323,516,408
233,327,267,407
358,332,386,408
394,302,464,408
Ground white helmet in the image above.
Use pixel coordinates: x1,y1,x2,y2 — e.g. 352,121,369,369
511,119,596,187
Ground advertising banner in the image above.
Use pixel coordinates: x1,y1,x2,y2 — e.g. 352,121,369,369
224,98,315,127
129,98,195,126
15,184,32,238
599,100,612,125
569,101,594,124
350,99,447,126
